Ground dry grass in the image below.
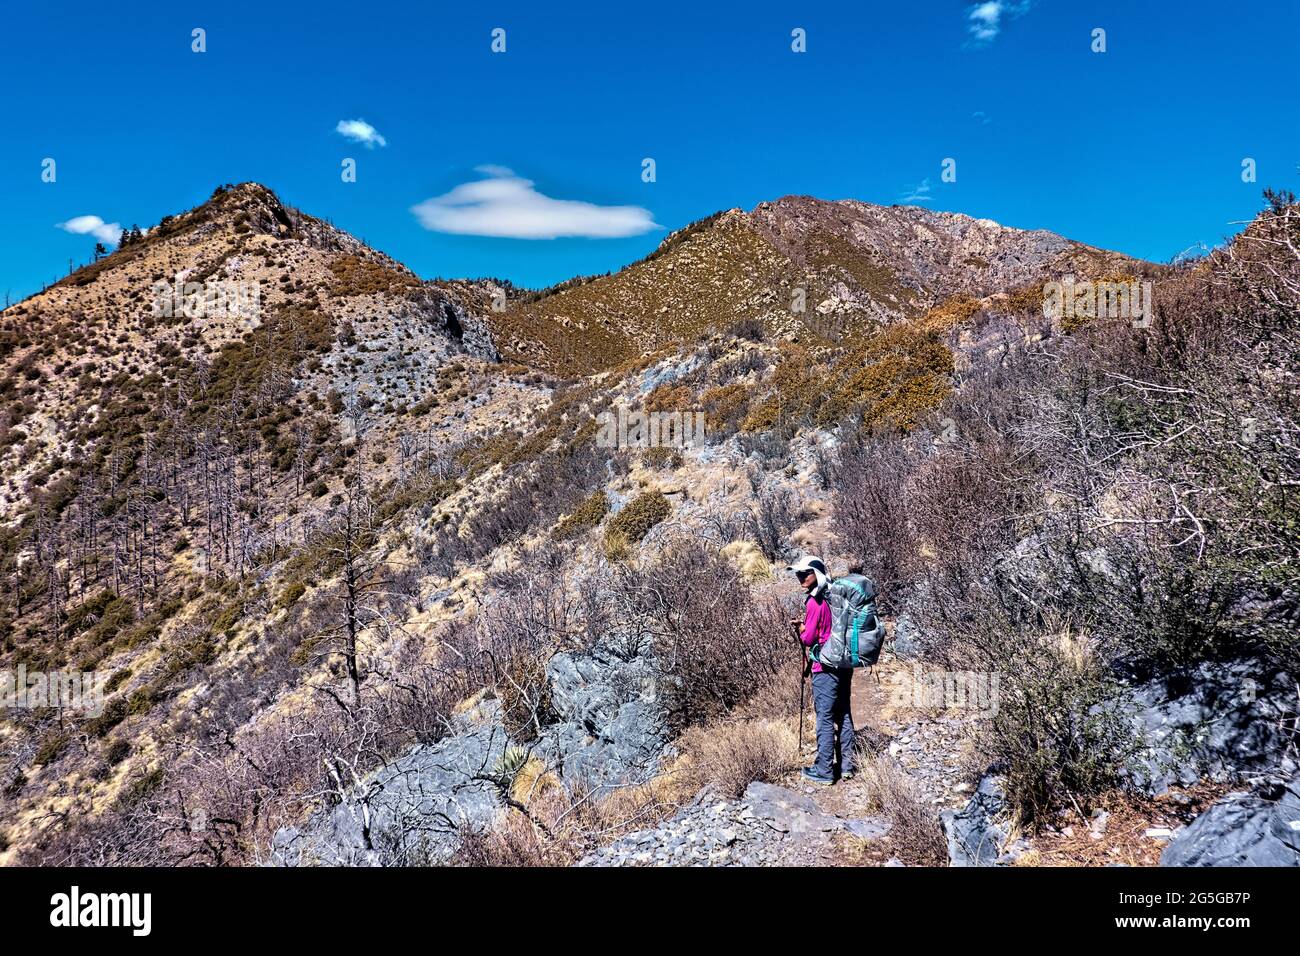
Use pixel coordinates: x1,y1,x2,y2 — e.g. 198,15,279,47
828,829,900,867
510,757,561,804
859,756,949,865
449,707,804,865
1015,782,1232,867
676,717,797,798
451,764,695,867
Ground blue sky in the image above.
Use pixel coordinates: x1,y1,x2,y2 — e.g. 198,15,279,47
2,0,1297,302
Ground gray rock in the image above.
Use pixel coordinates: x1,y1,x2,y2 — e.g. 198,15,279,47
1225,588,1300,639
1121,660,1296,795
432,293,498,362
1089,809,1110,840
579,781,890,866
537,647,671,789
891,613,923,660
271,701,507,866
996,837,1032,865
1161,778,1300,867
744,781,842,835
942,774,1009,866
638,354,706,394
843,817,893,841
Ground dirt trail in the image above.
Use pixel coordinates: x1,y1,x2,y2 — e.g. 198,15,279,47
778,652,1231,867
580,647,991,867
750,650,978,863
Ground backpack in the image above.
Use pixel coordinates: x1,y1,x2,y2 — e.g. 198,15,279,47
812,573,885,669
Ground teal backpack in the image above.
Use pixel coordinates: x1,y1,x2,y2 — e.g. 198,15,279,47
813,573,885,669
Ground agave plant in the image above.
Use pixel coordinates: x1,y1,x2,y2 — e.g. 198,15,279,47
493,745,530,787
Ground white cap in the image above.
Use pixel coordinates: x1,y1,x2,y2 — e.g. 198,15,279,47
787,554,829,594
787,554,827,576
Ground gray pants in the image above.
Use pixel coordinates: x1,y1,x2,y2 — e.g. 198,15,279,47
811,667,856,777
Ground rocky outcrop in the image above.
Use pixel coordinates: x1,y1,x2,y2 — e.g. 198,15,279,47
890,613,923,660
431,289,499,363
1162,777,1300,866
942,774,1012,866
944,658,1297,866
272,644,675,865
271,701,508,867
536,646,671,790
1121,660,1297,795
578,782,891,867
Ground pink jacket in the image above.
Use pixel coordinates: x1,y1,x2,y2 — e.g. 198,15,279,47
800,593,832,673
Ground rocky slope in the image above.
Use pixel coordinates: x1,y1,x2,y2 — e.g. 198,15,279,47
490,195,1144,376
0,183,1293,869
0,183,533,861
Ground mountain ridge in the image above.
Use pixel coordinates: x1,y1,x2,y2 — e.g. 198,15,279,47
2,181,1287,870
490,190,1151,375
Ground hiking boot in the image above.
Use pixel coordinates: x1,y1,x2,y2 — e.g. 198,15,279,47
840,768,857,781
801,767,834,786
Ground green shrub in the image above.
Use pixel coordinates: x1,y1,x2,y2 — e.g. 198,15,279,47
275,580,307,611
104,738,131,766
126,689,154,716
643,446,683,470
87,597,136,646
34,731,69,766
85,696,128,737
961,622,1137,828
210,601,243,636
554,491,609,540
116,767,164,810
63,590,117,636
328,255,420,297
605,491,671,547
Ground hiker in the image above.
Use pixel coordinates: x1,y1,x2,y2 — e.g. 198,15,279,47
789,555,856,786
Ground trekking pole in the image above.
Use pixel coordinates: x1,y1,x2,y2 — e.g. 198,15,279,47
790,621,800,764
797,656,807,759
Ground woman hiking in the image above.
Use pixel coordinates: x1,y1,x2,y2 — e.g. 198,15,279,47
788,555,856,786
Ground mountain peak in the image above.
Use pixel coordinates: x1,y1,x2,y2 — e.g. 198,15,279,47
490,192,1147,376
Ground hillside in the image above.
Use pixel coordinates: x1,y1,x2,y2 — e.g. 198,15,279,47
490,194,1145,376
0,184,1294,869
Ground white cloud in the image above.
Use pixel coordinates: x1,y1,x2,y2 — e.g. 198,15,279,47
335,119,387,148
411,167,660,240
57,215,123,245
900,179,933,204
966,1,1030,45
972,110,992,126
